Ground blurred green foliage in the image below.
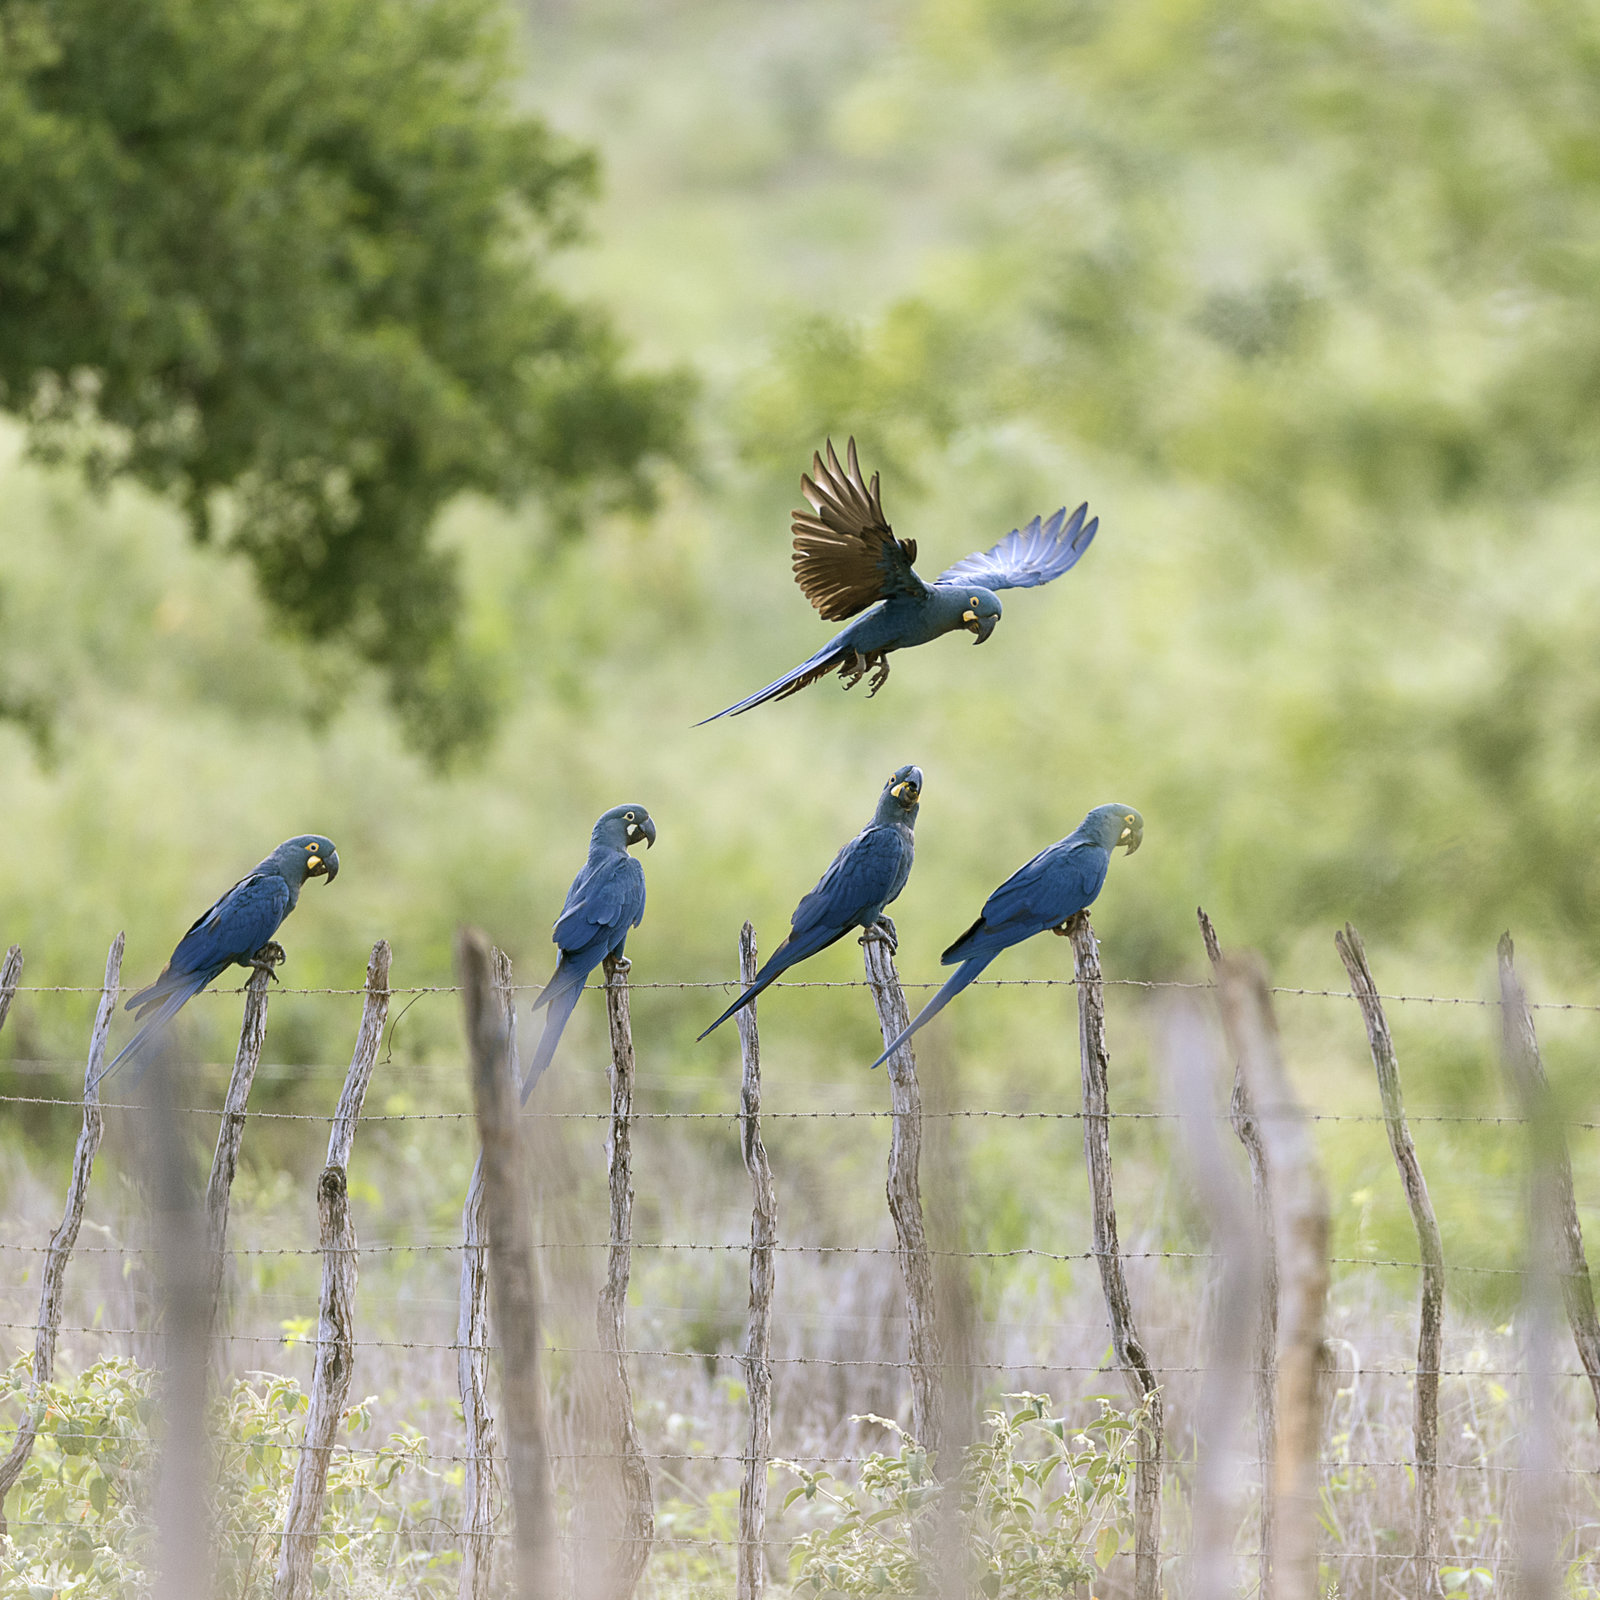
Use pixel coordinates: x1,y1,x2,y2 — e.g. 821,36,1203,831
0,0,691,758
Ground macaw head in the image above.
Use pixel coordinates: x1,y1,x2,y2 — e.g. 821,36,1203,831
593,804,657,852
875,764,924,825
1081,804,1143,856
958,586,1003,644
276,835,341,884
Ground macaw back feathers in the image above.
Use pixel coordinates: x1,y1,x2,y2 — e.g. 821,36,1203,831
521,804,655,1099
698,766,920,1040
99,834,339,1087
869,803,1142,1069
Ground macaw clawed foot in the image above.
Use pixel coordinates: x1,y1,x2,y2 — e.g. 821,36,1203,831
865,655,891,697
1051,912,1088,938
249,941,287,979
860,916,898,953
604,954,633,978
838,652,870,691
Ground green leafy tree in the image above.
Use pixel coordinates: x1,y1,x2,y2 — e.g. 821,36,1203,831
0,0,691,758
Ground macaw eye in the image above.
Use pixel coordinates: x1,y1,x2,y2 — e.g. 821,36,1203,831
969,596,980,608
624,811,636,822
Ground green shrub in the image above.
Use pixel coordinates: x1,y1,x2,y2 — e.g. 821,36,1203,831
0,1355,453,1597
778,1391,1148,1598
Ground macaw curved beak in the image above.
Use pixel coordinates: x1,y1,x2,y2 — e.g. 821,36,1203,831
966,613,997,644
311,848,340,882
629,817,656,849
1120,825,1142,856
891,780,920,805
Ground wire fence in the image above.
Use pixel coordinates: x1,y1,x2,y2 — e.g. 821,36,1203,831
3,924,1600,1600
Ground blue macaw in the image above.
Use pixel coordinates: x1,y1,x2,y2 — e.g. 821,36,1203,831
522,804,656,1102
98,834,340,1085
699,765,923,1039
700,439,1098,721
871,803,1142,1068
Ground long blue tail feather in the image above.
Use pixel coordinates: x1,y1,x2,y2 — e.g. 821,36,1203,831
869,956,991,1069
95,976,209,1089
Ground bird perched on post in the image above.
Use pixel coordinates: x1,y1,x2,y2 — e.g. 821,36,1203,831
98,835,340,1086
870,803,1142,1068
699,765,923,1039
521,804,656,1102
699,438,1098,721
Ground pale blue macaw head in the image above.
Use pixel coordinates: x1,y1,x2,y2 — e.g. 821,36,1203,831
1081,804,1143,855
958,586,1003,643
592,804,657,852
273,835,340,884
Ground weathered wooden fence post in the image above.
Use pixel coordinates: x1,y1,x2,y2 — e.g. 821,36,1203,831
861,927,943,1462
205,953,280,1325
273,941,391,1600
1197,906,1277,1592
735,923,777,1600
1215,952,1329,1600
1337,924,1445,1598
151,1037,216,1600
458,949,517,1600
459,927,555,1599
1503,932,1562,1600
0,943,22,1035
587,951,654,1600
1067,913,1162,1600
0,934,121,1534
1164,1000,1263,1600
1497,933,1600,1436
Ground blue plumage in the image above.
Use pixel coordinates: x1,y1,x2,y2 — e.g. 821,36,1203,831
698,766,923,1039
700,440,1098,721
870,803,1142,1069
522,804,656,1103
99,834,340,1086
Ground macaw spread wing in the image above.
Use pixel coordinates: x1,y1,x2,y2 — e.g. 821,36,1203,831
791,438,926,620
936,503,1097,592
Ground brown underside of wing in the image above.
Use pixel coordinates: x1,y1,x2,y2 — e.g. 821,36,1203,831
790,437,916,621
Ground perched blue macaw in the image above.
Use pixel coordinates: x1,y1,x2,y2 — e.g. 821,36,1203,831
699,766,923,1040
521,804,656,1102
700,439,1098,721
871,803,1142,1068
98,834,340,1086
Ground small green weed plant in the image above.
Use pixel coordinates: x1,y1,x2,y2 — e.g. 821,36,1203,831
778,1391,1148,1597
0,1355,452,1597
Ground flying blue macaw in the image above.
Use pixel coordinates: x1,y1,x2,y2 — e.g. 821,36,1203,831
699,765,923,1040
700,439,1098,721
98,834,340,1086
871,803,1142,1068
522,804,656,1102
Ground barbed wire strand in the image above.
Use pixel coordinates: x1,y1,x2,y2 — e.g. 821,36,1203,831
9,974,1600,1011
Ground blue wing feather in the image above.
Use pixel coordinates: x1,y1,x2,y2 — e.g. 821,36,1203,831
523,849,645,1094
699,825,911,1040
935,503,1097,592
103,871,294,1085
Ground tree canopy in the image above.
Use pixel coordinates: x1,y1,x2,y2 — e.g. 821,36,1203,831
0,0,690,758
